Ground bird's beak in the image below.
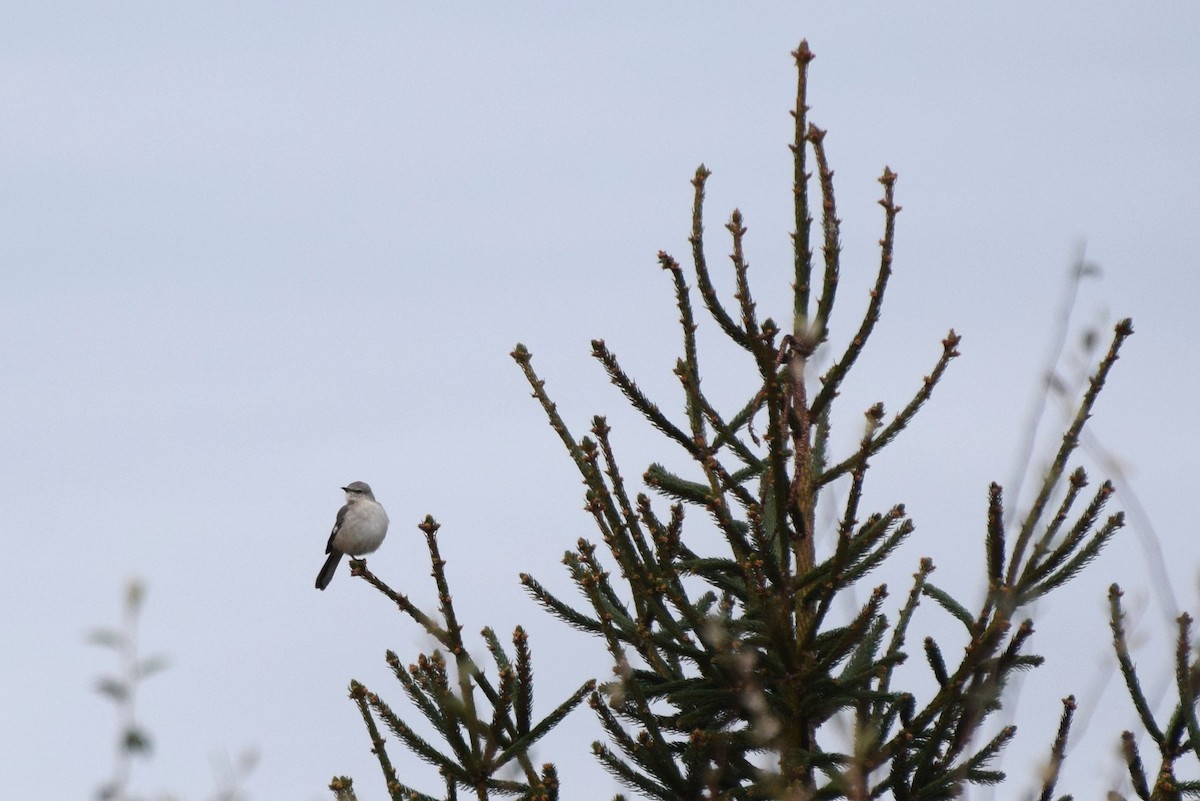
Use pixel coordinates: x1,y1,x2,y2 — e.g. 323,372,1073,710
340,486,349,492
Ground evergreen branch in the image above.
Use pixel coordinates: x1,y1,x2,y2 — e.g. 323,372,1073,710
1021,512,1123,604
1110,584,1165,744
669,365,761,511
1018,472,1102,590
591,339,698,455
691,370,764,472
385,650,452,739
675,556,750,600
812,585,887,673
407,652,481,773
839,519,914,589
756,332,793,581
874,558,935,736
836,403,886,545
1006,318,1134,585
638,497,713,652
327,776,358,801
802,507,903,609
513,627,533,736
924,637,949,687
481,628,511,674
1037,696,1076,801
996,618,1037,677
592,740,675,801
960,724,1015,784
840,613,891,685
810,167,902,420
811,399,832,478
414,518,486,764
537,764,561,801
1121,730,1152,800
589,419,662,627
790,40,815,329
807,402,883,627
921,583,976,630
539,567,698,700
520,572,605,635
726,209,762,342
593,684,689,798
1175,613,1200,762
583,603,682,773
808,124,842,347
986,483,1005,586
572,544,649,663
485,665,515,764
511,343,591,477
591,693,647,766
644,464,755,565
1020,468,1089,585
724,388,767,448
365,675,464,779
659,253,707,440
686,168,754,353
348,681,405,801
1040,484,1115,590
354,559,450,643
886,738,911,801
495,679,596,770
819,330,959,486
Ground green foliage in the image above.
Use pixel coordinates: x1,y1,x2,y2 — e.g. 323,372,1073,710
334,522,593,801
1109,589,1200,800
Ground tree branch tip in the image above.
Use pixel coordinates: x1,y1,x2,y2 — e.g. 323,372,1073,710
792,40,815,63
693,164,712,182
1115,317,1134,336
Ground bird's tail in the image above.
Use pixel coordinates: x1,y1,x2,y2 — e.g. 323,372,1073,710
315,551,343,590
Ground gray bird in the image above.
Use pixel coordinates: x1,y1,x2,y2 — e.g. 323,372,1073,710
315,481,389,590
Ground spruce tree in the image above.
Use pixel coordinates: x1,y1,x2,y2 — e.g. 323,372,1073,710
319,40,1197,801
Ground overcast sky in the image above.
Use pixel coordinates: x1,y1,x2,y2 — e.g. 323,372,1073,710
3,4,1199,800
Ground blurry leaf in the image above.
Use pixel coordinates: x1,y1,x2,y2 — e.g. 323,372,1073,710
137,655,169,679
87,628,126,650
123,726,153,755
95,678,129,702
236,747,260,774
124,580,146,613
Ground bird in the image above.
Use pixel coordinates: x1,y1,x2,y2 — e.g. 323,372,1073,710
315,481,389,590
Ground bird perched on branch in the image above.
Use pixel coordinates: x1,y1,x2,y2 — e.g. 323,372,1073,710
315,481,389,590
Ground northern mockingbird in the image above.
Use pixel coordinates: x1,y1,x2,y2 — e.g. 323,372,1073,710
315,481,389,590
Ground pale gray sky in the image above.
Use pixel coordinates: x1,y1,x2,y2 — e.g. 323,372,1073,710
3,4,1198,800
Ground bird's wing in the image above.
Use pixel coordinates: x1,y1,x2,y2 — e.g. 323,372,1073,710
325,503,350,554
